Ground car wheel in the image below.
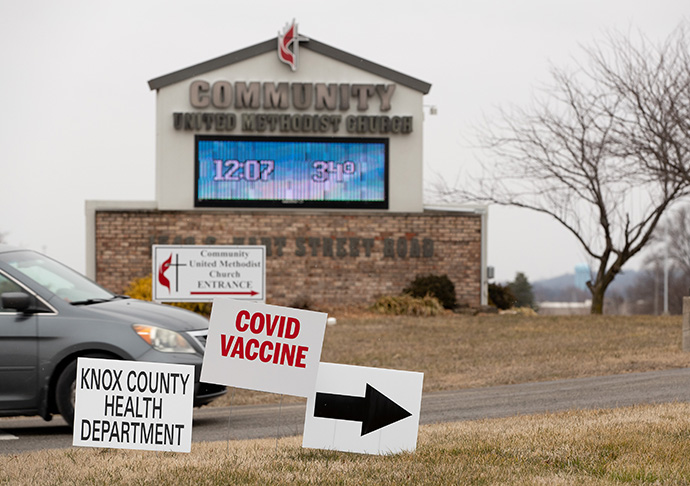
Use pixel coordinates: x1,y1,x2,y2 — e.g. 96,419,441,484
55,360,78,428
55,354,113,428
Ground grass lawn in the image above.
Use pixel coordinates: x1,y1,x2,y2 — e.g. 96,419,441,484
3,313,690,485
221,312,690,405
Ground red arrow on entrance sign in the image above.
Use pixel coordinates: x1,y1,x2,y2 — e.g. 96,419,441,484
190,290,259,296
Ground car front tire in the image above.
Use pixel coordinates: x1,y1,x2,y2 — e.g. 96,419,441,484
55,360,78,428
55,353,114,428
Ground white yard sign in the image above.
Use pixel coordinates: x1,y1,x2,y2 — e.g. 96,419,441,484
303,363,424,455
73,358,194,453
152,245,265,303
201,299,327,398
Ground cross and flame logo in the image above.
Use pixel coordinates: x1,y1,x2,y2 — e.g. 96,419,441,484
158,254,172,293
278,20,307,71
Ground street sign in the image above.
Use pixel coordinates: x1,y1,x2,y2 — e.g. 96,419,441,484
73,358,194,453
303,363,424,455
201,299,327,397
152,245,265,303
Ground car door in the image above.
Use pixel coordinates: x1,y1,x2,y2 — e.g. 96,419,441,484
0,271,39,411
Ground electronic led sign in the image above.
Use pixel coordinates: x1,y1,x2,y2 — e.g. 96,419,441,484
195,136,388,209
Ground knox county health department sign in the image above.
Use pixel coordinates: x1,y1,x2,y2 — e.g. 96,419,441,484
73,358,194,453
152,245,265,303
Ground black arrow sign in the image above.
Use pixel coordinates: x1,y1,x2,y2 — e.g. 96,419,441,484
314,384,412,436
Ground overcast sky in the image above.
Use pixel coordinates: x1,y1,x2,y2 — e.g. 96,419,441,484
1,0,687,283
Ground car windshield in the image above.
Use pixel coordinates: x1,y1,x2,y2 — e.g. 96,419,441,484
0,250,115,304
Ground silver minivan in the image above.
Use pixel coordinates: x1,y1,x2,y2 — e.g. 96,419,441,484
0,245,225,426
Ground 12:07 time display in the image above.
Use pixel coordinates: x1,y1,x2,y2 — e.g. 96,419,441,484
195,136,389,209
212,159,275,181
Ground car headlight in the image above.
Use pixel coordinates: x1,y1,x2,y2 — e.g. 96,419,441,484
133,324,196,354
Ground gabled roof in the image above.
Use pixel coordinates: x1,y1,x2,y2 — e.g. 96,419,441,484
148,36,431,94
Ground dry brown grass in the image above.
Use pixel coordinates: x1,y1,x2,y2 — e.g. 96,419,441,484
221,313,689,405
3,313,690,485
3,403,690,485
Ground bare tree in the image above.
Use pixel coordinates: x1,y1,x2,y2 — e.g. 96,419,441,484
631,205,690,315
595,28,690,185
653,206,690,278
436,25,690,314
627,265,687,315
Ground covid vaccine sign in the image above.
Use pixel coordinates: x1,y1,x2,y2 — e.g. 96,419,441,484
201,299,327,397
73,358,194,453
152,245,265,303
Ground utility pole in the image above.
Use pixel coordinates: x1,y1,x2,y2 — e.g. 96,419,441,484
664,228,669,315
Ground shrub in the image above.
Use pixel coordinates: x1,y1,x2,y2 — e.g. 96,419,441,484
371,294,444,316
508,272,537,310
123,275,212,317
488,283,516,310
403,274,458,309
124,274,153,301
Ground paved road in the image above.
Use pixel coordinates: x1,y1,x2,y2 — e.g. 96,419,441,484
2,367,690,455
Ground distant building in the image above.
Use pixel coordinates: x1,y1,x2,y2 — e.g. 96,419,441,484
538,300,591,316
574,264,590,291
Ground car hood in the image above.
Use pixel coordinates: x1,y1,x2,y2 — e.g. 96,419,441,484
81,298,209,332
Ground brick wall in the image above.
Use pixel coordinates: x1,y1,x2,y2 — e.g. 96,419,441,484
94,209,482,309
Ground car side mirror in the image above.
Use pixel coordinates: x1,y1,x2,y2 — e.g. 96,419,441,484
1,292,33,312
